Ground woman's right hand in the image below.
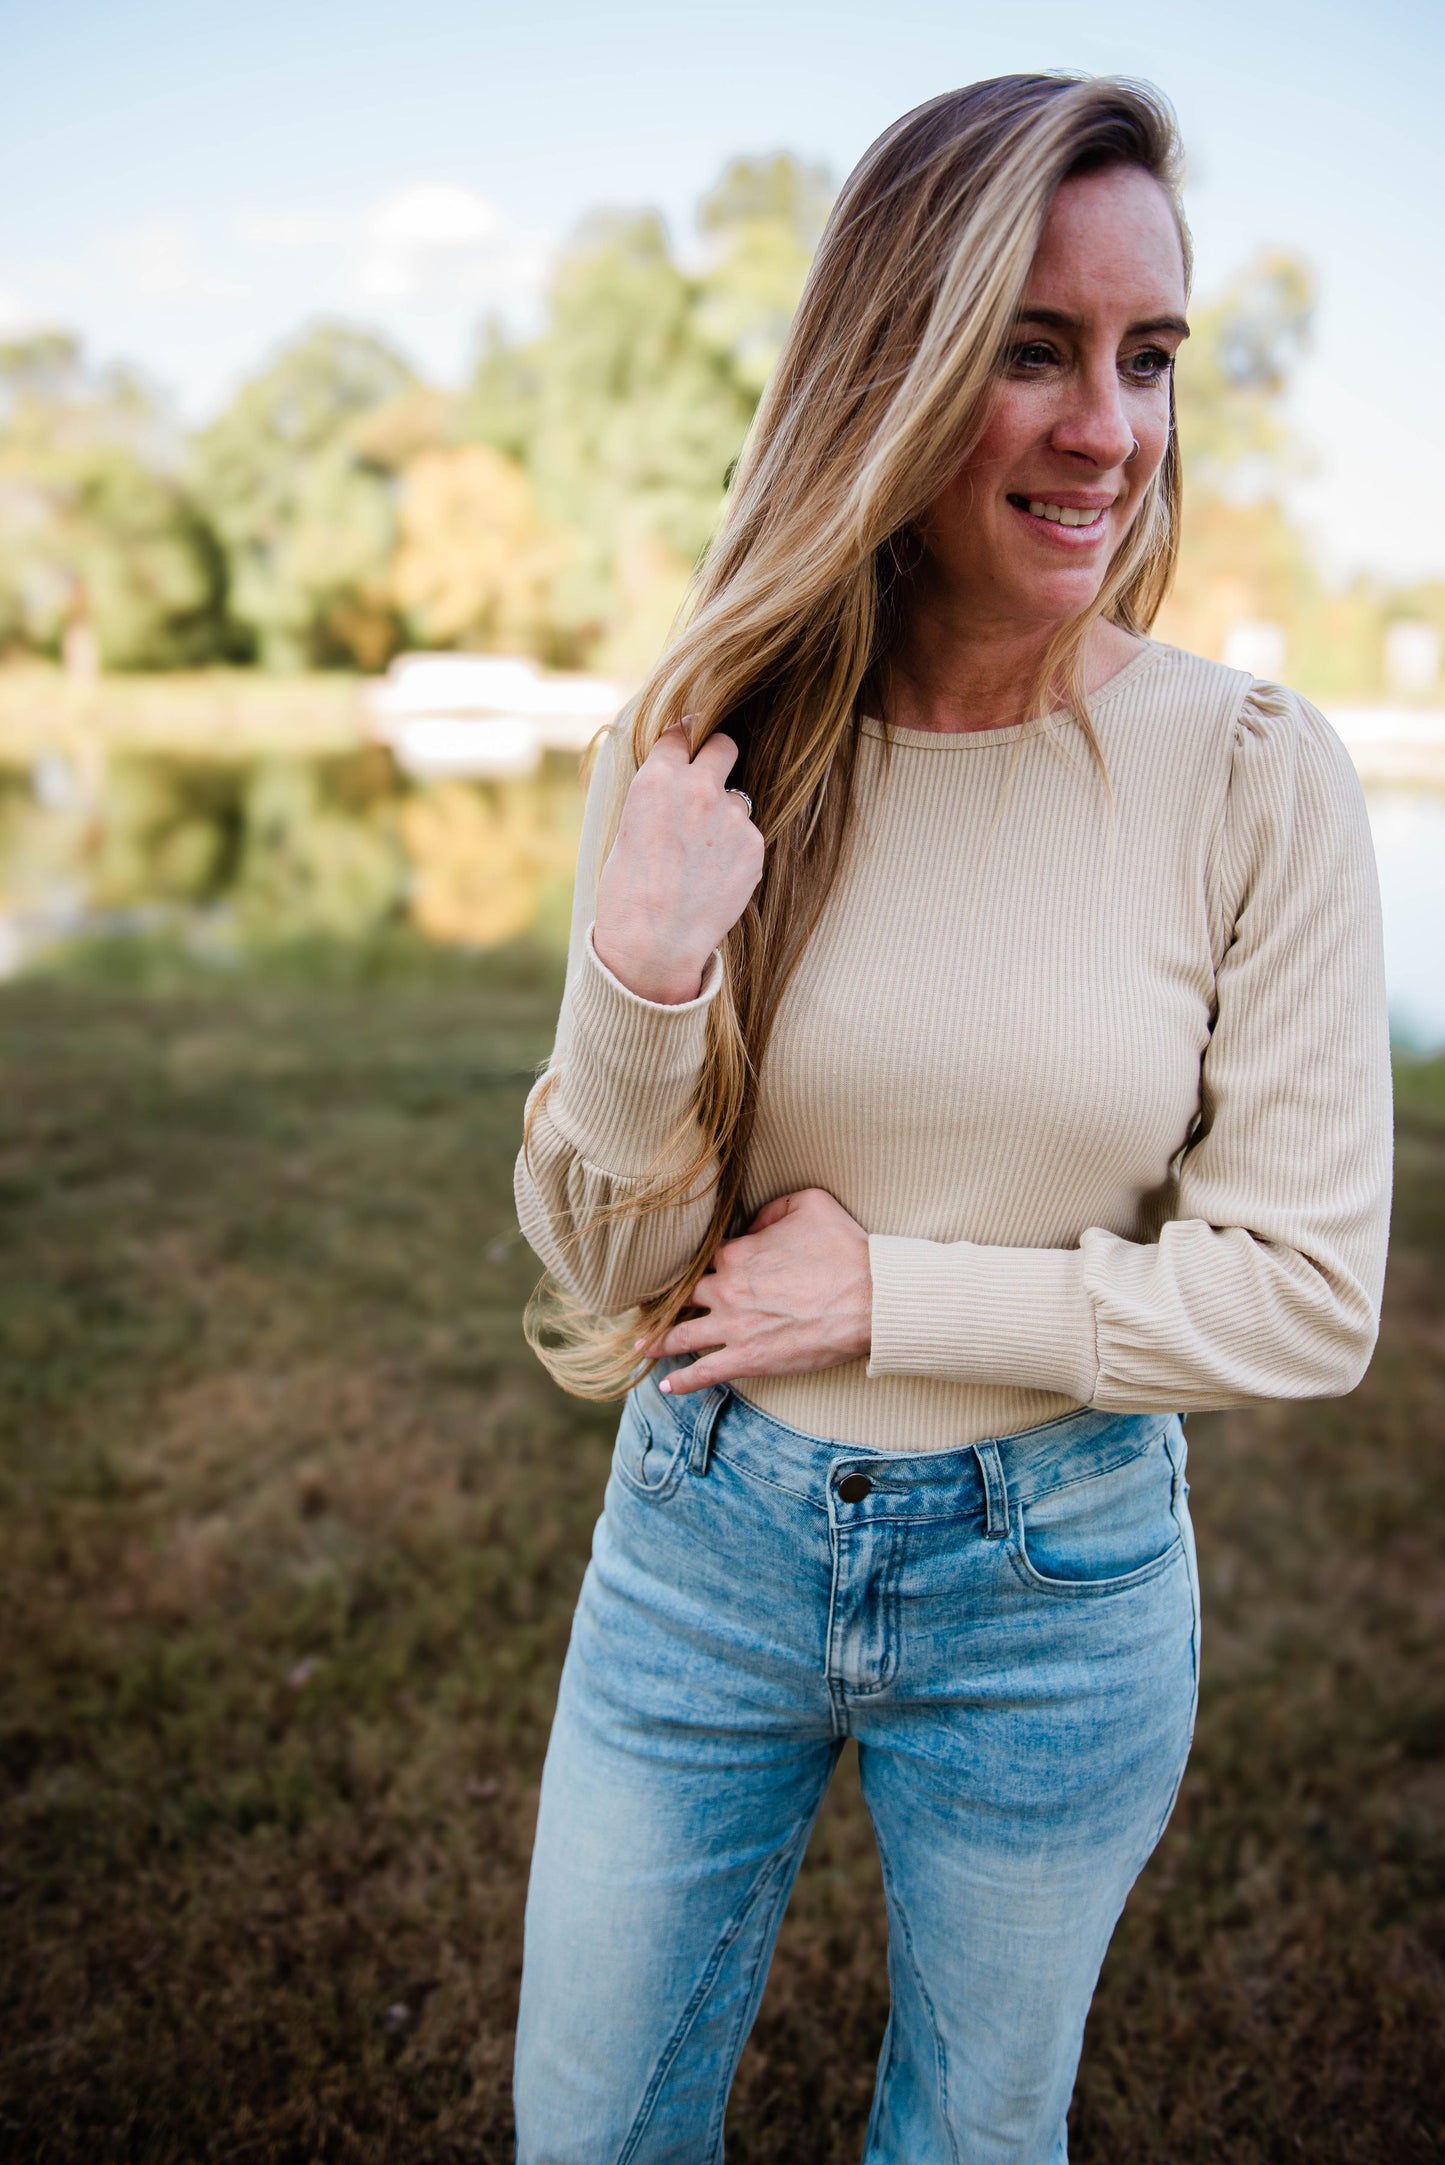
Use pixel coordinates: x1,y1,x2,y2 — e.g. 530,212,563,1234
592,724,765,1004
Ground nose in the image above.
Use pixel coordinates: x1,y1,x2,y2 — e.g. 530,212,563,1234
1050,365,1136,471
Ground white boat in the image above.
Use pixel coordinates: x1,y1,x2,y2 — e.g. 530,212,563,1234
366,653,627,778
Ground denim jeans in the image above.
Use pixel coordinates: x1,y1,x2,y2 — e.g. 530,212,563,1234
514,1365,1201,2164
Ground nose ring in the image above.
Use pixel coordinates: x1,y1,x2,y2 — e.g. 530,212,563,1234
1125,438,1140,464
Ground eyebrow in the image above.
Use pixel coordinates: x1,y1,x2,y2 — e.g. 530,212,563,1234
1016,306,1191,339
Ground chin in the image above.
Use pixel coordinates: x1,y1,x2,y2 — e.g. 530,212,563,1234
1012,567,1107,623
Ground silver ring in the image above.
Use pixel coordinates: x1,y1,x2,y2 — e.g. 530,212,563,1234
727,787,753,818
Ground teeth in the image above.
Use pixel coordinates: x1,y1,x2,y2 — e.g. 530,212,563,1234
1026,500,1104,527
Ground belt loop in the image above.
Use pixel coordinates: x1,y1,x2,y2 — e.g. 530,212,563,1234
688,1385,730,1476
972,1439,1010,1539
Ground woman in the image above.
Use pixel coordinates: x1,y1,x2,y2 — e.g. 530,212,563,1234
510,73,1393,2162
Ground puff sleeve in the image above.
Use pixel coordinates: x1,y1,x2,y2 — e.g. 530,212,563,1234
513,724,724,1315
864,682,1395,1409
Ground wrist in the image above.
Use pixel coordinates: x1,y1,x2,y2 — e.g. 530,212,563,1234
591,924,708,1006
845,1243,874,1362
820,1224,873,1364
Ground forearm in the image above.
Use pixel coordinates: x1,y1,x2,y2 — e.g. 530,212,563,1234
515,1093,720,1315
513,927,725,1314
866,1212,1386,1411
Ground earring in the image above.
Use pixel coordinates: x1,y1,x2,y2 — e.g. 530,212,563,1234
1125,438,1140,464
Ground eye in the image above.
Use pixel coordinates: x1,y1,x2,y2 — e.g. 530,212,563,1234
1124,346,1174,382
1008,339,1062,373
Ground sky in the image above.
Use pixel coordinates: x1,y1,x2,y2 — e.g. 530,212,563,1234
2,0,1442,585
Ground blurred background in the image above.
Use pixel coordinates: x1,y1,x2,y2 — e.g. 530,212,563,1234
2,4,1441,2160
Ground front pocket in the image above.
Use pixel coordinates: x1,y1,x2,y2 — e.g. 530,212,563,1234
1008,1431,1185,1598
610,1390,688,1502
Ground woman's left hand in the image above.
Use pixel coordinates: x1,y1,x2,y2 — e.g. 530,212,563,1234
635,1187,873,1395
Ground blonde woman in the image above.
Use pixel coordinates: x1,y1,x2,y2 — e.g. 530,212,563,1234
510,73,1393,2162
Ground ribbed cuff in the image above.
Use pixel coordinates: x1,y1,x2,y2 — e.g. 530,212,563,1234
865,1234,1099,1401
545,924,724,1178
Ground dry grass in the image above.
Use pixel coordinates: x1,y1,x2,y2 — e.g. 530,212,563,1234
0,953,1441,2162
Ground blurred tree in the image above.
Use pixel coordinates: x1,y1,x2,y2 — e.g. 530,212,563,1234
695,152,833,393
352,383,457,473
459,154,833,673
1154,492,1318,672
8,183,1404,708
462,317,543,467
1157,253,1328,679
1173,251,1315,492
0,333,232,669
392,444,573,655
0,156,833,687
195,325,416,671
530,208,752,663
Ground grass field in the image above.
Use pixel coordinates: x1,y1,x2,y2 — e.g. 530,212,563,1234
1,943,1442,2162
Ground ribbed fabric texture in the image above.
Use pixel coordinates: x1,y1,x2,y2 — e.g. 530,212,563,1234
514,639,1395,1452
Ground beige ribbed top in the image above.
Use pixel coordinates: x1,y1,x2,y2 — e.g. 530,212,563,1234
515,638,1394,1452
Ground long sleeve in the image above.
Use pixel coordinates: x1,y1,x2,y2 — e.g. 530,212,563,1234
513,723,725,1315
865,681,1395,1411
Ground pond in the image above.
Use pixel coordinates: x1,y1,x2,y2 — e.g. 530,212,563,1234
0,753,1437,1053
1366,789,1445,1052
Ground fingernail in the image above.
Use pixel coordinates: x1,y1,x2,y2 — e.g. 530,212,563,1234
659,1379,672,1393
632,1337,644,1350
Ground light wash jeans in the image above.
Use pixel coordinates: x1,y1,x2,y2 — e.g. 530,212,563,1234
514,1364,1201,2163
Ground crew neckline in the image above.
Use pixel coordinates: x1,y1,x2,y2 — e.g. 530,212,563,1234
858,637,1168,748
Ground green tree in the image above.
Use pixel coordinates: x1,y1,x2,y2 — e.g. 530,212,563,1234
195,325,417,671
538,213,751,560
462,316,543,468
695,152,833,393
0,333,231,669
460,154,833,671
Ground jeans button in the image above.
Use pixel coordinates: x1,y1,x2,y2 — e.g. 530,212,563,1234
837,1473,872,1503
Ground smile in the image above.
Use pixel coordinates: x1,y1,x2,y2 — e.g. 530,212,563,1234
1005,493,1112,547
1006,494,1108,528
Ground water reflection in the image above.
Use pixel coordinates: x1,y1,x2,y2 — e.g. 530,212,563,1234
0,748,1438,1054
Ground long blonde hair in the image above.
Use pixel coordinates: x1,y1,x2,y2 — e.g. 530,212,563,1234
524,72,1192,1397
